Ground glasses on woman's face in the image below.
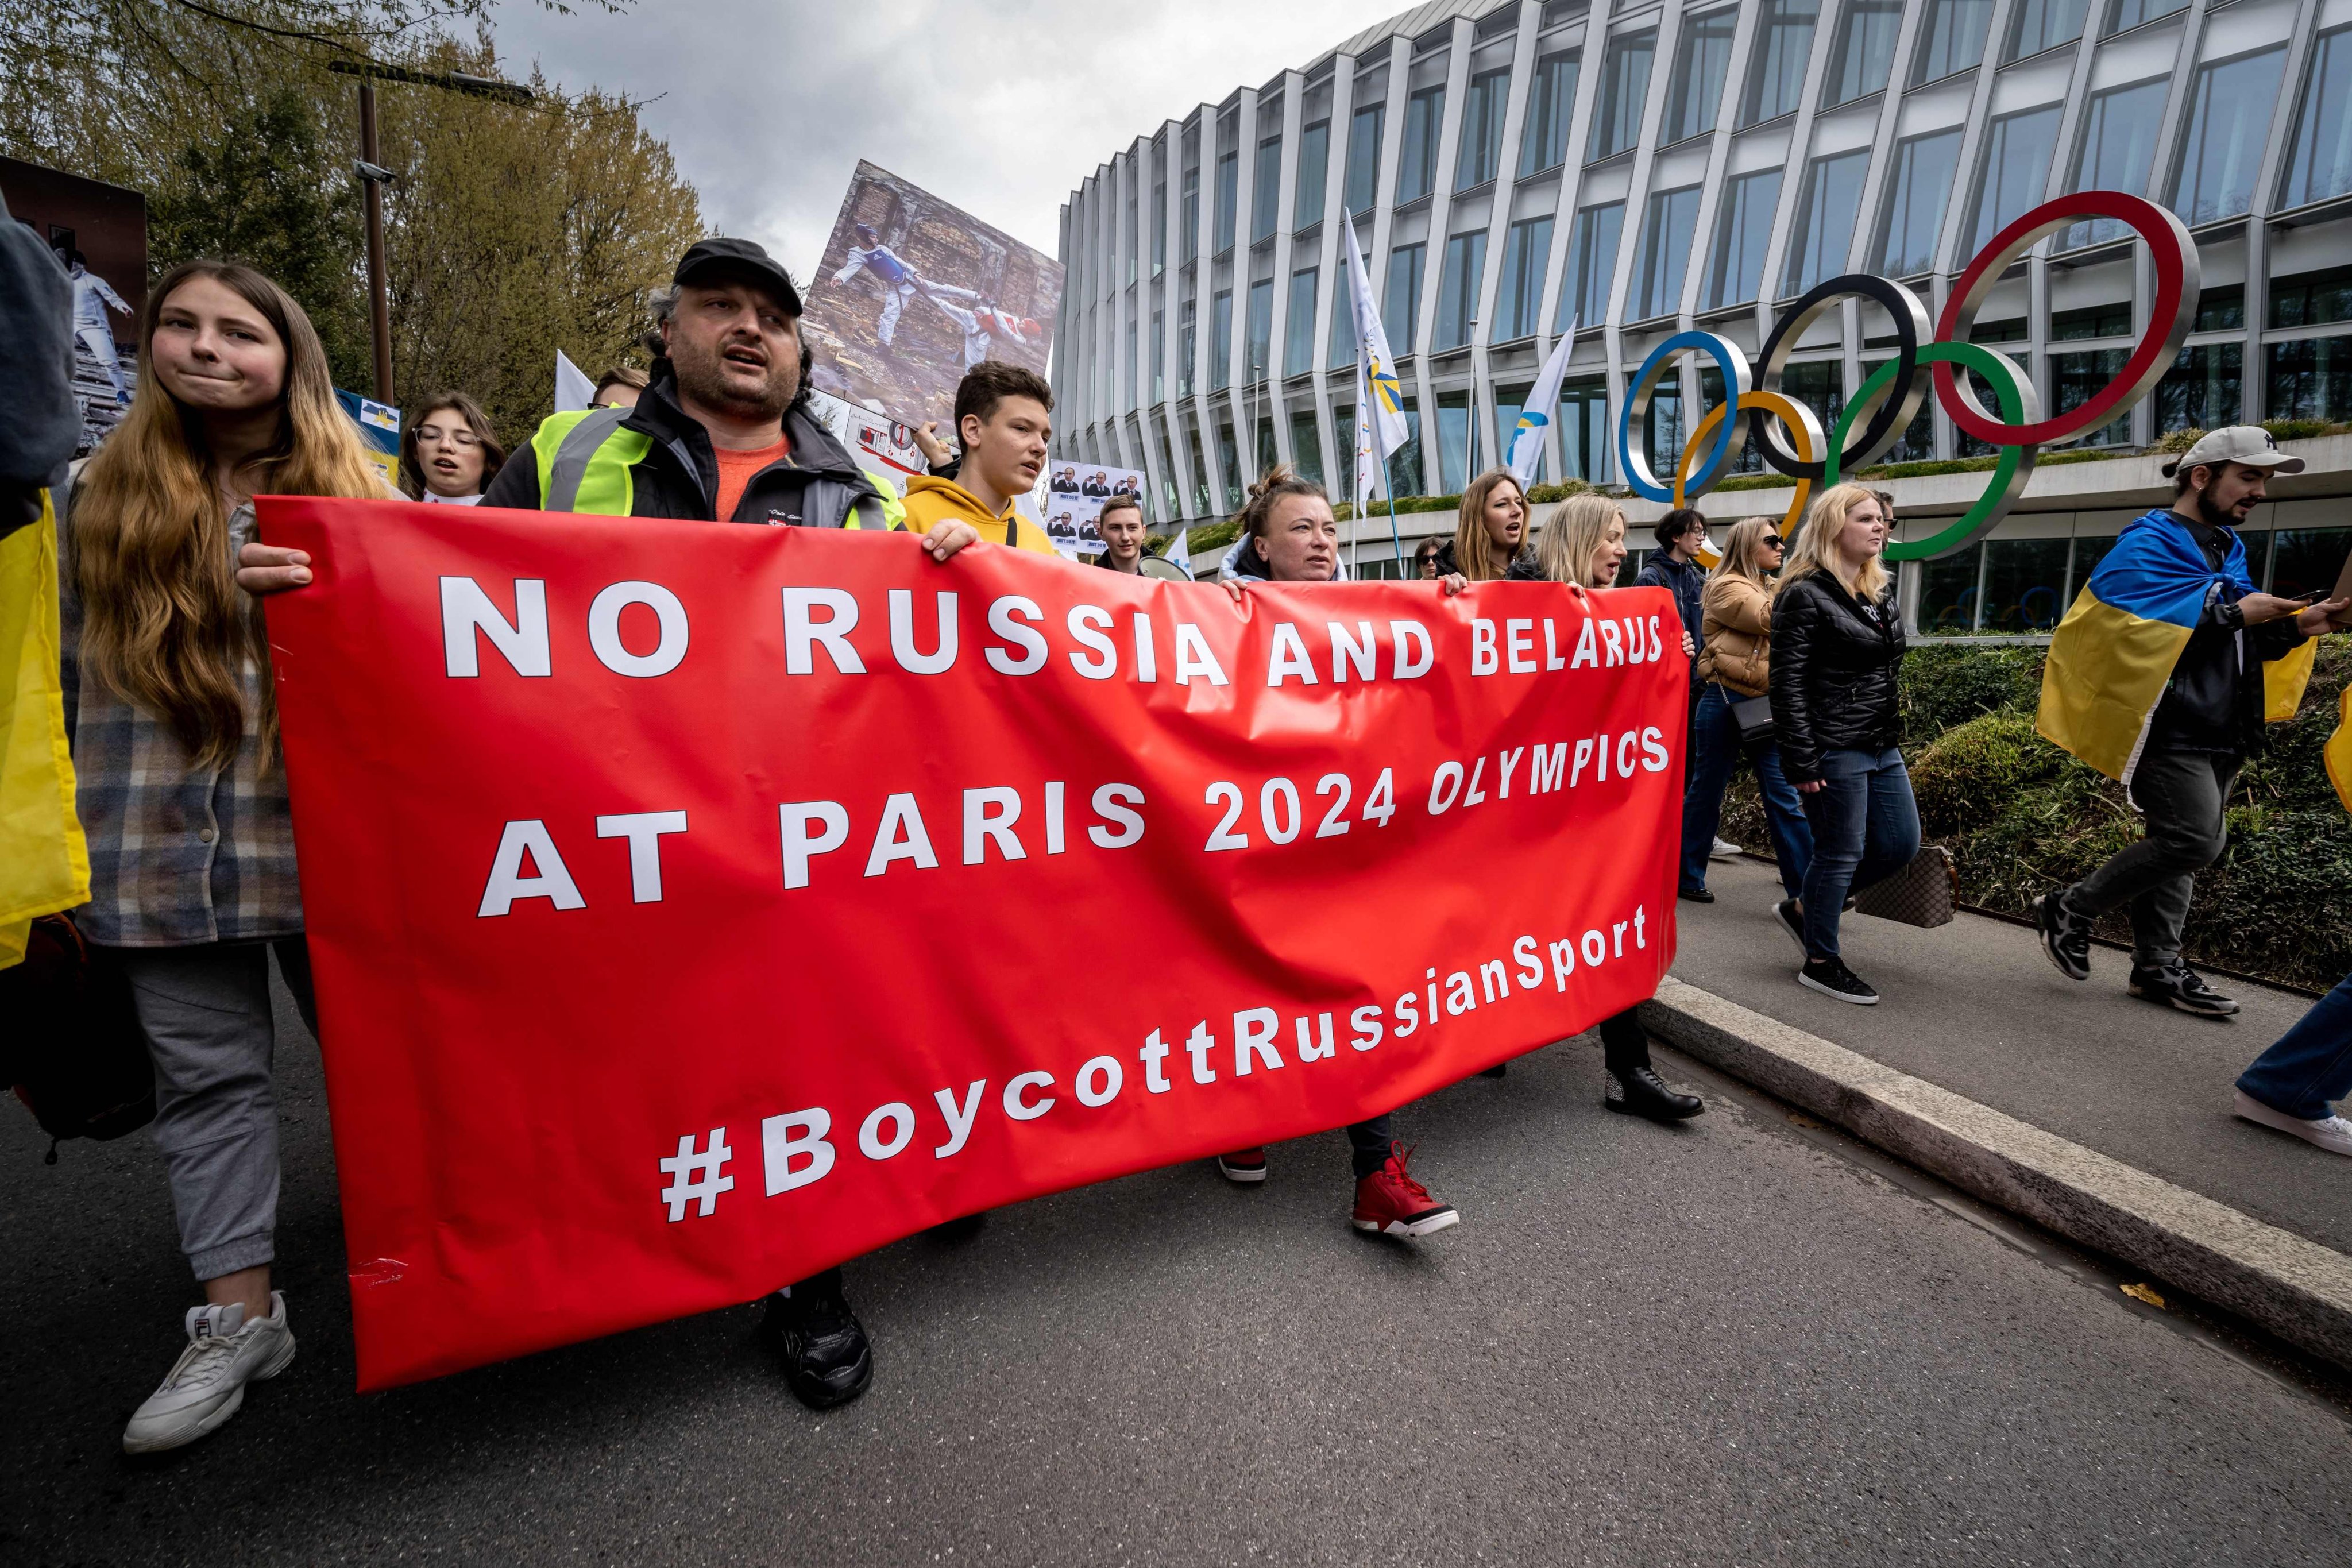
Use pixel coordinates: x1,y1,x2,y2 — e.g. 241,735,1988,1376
416,424,481,448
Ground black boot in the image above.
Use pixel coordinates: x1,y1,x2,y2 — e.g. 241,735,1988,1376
759,1276,872,1410
1604,1065,1704,1122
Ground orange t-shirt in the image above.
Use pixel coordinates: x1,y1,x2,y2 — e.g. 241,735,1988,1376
712,435,790,520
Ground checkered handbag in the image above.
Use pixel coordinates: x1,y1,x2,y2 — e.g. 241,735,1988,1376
1850,845,1957,929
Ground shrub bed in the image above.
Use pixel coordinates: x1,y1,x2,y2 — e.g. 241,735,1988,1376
1717,640,2351,990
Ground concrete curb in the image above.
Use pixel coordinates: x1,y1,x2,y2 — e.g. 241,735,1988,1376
1639,976,2352,1373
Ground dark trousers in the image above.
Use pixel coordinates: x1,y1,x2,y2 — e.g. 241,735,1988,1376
2237,970,2352,1120
2068,748,2236,967
1597,1008,1650,1077
1679,682,1813,898
1346,1116,1393,1179
1797,747,1921,960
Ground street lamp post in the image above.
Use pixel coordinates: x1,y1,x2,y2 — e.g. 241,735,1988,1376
325,60,534,407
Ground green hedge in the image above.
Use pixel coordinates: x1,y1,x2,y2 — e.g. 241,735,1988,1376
1717,640,2352,990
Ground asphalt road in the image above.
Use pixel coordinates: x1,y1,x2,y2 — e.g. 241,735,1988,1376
3,974,2348,1565
1670,855,2352,1256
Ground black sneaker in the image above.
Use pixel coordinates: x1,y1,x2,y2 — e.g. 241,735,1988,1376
1478,1063,1508,1079
2129,960,2239,1017
1771,898,1806,955
1798,956,1879,1005
2033,889,2091,982
759,1284,873,1411
1678,885,1715,903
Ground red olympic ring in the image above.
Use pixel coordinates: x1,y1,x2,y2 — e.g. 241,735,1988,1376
1934,191,2199,449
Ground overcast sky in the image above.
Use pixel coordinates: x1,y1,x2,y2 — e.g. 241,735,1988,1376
486,0,1389,279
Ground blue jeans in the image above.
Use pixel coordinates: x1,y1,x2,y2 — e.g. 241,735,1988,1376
1797,747,1921,961
1679,683,1812,899
2236,970,2352,1120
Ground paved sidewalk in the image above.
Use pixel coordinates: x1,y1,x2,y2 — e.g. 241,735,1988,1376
1670,855,2352,1257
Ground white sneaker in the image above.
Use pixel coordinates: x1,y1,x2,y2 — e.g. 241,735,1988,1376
1710,836,1742,860
122,1292,296,1453
2233,1091,2352,1157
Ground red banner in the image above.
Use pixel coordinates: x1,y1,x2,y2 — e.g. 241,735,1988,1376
257,498,1686,1389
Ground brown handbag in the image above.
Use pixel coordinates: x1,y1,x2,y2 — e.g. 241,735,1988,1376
1850,845,1957,929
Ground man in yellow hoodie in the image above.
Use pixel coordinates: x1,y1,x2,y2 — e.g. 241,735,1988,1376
894,362,1062,556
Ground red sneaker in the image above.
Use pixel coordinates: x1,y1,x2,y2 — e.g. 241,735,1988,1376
1351,1142,1458,1237
1215,1148,1268,1183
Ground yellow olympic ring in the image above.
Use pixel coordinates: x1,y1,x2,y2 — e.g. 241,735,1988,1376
1674,391,1824,564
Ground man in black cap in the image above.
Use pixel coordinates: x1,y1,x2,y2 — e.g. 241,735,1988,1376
238,238,978,1411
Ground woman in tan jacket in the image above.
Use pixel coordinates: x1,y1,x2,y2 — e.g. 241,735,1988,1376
1679,517,1813,905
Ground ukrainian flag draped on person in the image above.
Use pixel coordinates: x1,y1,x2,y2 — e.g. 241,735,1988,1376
2037,507,2316,783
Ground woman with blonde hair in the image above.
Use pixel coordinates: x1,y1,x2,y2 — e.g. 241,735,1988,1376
1434,467,1540,581
1524,493,1704,1123
1678,518,1810,904
60,260,384,1452
1767,482,1920,1005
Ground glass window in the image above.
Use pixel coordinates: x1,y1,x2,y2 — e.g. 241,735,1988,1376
1399,85,1446,202
2270,267,2352,329
1330,245,1360,368
1154,418,1181,519
1709,168,1782,308
2103,0,2185,34
1214,150,1239,250
1956,347,2029,455
2154,342,2241,432
1343,103,1384,215
2266,339,2352,421
2050,302,2131,340
1493,384,1531,480
2279,25,2352,211
1558,376,1611,481
1980,538,2072,631
1633,184,1701,319
1388,395,1426,497
1665,8,1736,142
1645,370,1687,470
2059,78,2168,248
1151,307,1165,402
1860,358,1938,459
1971,104,2063,253
2269,528,2352,600
1783,149,1868,295
1211,288,1233,389
1184,412,1210,516
1435,231,1488,351
1590,28,1656,161
1779,359,1846,447
1555,202,1624,331
1181,164,1199,263
1457,69,1510,189
1499,215,1554,339
1244,279,1273,383
1252,136,1281,242
1436,389,1474,492
1125,184,1138,285
1284,269,1318,376
2006,0,2089,60
1743,0,1821,126
1125,314,1137,407
1289,408,1325,488
1877,128,1961,275
1825,0,1902,106
1916,543,1983,632
2195,285,2244,331
1296,121,1330,229
1252,409,1275,486
1385,242,1426,353
1153,173,1166,276
1178,299,1196,397
1216,411,1243,510
1520,51,1580,175
2172,47,2287,225
1913,0,1994,84
2051,349,2131,446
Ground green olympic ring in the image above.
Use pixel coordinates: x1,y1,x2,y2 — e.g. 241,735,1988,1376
1828,343,2040,563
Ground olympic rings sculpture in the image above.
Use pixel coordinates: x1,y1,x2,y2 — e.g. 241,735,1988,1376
1614,191,2199,561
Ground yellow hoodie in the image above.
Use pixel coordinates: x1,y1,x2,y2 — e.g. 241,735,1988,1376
896,474,1058,555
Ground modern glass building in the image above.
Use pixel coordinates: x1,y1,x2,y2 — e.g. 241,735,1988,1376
1049,0,2352,617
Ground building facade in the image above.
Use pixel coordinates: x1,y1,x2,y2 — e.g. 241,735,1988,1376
1049,0,2352,616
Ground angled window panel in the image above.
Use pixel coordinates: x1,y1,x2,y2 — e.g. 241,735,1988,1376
1970,104,2063,253
1743,0,1821,126
1634,185,1701,319
2058,78,2168,249
1456,69,1511,190
2278,25,2352,211
1499,215,1555,338
1519,51,1581,175
1590,29,1656,161
1435,230,1489,349
2170,45,2287,226
1252,136,1282,242
1284,268,1319,376
1824,0,1902,107
1343,103,1384,215
1214,150,1239,250
1912,0,1995,84
1555,201,1624,331
1385,242,1427,353
2006,0,2091,61
1211,289,1232,390
1876,128,1961,275
1296,120,1331,229
1709,168,1782,309
1244,279,1273,383
1665,8,1736,142
1783,149,1868,296
2103,0,2186,36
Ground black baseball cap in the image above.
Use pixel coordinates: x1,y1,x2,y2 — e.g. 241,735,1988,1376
674,238,802,315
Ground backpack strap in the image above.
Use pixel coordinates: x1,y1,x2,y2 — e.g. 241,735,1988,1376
543,407,633,513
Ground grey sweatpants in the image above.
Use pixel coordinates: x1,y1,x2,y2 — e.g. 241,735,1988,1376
2068,748,2237,967
115,940,316,1281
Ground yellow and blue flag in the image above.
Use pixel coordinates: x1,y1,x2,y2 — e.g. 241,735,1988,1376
2037,508,2315,783
0,492,88,966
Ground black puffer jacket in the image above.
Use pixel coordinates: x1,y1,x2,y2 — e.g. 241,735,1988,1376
1768,570,1907,783
1431,538,1544,580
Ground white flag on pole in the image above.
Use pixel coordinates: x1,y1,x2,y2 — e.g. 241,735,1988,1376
555,350,597,414
1342,215,1410,516
1506,318,1578,489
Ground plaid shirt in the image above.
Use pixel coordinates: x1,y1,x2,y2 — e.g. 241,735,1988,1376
57,502,302,948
